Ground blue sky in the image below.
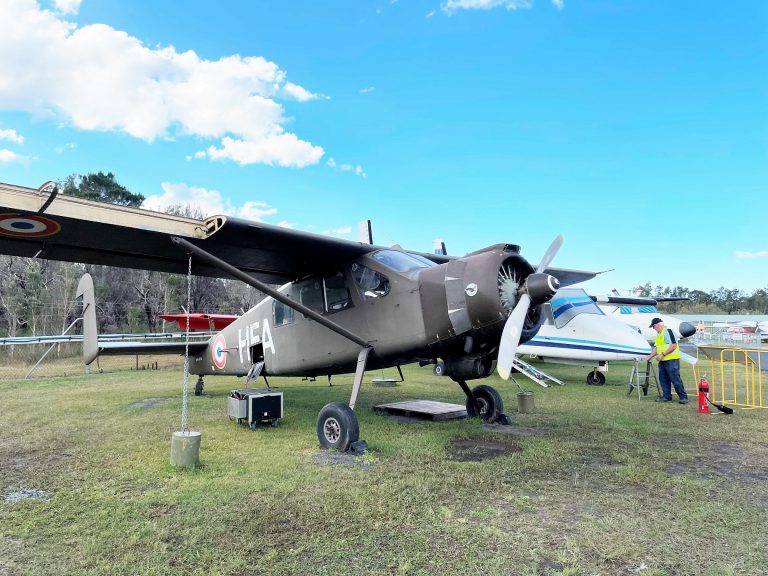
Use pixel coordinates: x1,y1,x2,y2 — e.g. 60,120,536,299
0,0,766,294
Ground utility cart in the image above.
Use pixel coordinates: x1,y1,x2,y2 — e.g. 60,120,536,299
228,388,283,429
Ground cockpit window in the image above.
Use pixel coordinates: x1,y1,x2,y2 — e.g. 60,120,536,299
351,263,390,299
324,271,353,312
295,272,353,315
371,250,436,273
550,288,604,328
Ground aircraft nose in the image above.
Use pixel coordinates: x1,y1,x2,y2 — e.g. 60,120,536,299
679,322,696,338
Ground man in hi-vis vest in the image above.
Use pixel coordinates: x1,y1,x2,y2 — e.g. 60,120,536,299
646,317,689,404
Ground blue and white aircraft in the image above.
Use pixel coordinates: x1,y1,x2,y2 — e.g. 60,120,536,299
516,288,652,385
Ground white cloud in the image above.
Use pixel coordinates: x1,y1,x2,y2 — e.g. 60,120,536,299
426,10,437,18
277,220,295,229
54,141,76,153
552,0,564,10
282,81,327,102
0,0,324,168
359,86,375,94
0,149,27,165
323,226,353,237
735,251,768,260
326,157,367,178
53,0,81,15
0,128,24,144
238,201,277,221
441,0,533,14
142,182,278,221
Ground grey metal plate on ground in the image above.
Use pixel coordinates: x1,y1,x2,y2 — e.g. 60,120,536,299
374,400,467,421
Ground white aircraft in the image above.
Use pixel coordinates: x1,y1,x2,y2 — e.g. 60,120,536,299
593,293,696,343
514,288,652,385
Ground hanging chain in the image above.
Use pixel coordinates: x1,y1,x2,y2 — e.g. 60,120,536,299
181,254,192,433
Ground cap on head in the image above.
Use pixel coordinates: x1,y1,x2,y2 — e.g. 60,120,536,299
649,317,664,328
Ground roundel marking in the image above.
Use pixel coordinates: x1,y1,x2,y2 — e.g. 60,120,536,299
0,213,61,238
211,334,227,369
464,283,478,297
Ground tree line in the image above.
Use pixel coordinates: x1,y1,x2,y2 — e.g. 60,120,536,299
634,283,768,315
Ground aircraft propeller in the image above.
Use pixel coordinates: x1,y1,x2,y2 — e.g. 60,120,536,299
496,235,563,380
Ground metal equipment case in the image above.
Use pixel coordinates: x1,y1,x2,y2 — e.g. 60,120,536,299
228,388,283,428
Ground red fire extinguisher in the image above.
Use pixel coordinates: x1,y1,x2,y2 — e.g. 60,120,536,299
698,376,710,414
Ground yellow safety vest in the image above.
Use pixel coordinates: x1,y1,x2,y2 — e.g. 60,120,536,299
655,329,680,361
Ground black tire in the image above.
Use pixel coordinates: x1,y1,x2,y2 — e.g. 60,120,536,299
465,384,503,422
194,378,204,396
433,361,446,377
316,402,359,451
586,371,606,386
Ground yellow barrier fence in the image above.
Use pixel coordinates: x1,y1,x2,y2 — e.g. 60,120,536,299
694,345,766,409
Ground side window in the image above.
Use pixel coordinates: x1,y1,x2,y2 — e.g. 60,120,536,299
298,278,325,316
272,298,294,327
324,271,353,312
351,263,390,299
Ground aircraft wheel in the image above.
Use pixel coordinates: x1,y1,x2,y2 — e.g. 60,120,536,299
466,384,504,422
586,371,606,386
194,377,204,396
316,402,359,451
433,361,446,377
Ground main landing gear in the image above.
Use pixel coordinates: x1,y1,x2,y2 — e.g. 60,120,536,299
457,380,505,423
194,376,205,396
315,348,371,452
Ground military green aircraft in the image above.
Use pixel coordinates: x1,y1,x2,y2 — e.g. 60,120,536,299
0,181,595,450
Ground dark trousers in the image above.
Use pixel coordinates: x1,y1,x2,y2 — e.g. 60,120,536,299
658,359,688,401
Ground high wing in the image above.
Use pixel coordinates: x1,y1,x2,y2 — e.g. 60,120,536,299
0,182,389,283
1,181,599,285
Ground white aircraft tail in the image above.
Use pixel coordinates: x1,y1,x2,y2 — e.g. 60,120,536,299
76,273,98,365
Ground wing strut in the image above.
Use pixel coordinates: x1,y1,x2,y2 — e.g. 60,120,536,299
170,236,372,349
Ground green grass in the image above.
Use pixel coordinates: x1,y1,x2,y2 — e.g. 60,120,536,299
2,361,767,576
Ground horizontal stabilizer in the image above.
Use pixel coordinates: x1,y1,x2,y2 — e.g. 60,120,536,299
97,341,209,356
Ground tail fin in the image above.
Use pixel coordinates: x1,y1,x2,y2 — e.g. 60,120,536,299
76,273,98,365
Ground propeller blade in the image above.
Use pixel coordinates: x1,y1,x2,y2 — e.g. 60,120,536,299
536,234,564,274
497,293,531,380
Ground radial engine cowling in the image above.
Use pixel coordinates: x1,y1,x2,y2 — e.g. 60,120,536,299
419,244,558,351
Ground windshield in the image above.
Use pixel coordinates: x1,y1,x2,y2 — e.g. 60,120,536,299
550,288,604,328
372,250,436,273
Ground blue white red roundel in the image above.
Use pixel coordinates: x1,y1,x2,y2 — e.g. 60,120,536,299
211,334,227,369
0,213,61,237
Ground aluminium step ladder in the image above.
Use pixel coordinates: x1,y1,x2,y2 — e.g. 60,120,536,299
511,357,563,388
627,360,661,400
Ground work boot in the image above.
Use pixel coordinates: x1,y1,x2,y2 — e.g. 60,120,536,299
655,397,672,403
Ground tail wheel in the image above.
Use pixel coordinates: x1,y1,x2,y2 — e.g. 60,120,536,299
466,384,503,422
316,402,359,451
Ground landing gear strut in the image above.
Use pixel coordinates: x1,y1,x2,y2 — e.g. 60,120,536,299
457,381,504,423
194,376,204,396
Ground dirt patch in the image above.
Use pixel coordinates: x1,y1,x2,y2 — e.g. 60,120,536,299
448,439,522,462
312,451,372,469
3,488,48,503
663,439,768,482
128,397,172,411
482,422,545,436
